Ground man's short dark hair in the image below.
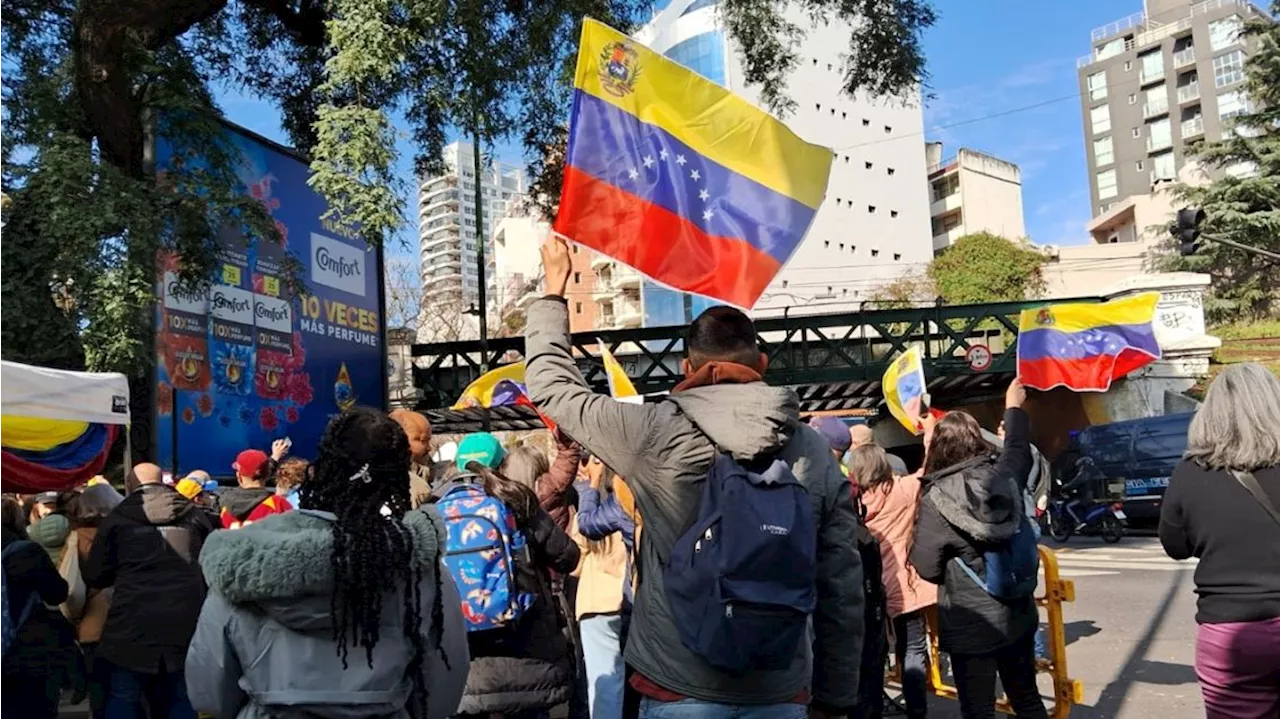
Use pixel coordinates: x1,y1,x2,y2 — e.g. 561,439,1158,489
687,306,760,369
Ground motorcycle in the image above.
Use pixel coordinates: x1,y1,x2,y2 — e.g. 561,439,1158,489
1044,498,1126,543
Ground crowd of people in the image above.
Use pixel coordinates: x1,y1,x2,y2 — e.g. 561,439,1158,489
2,237,1277,719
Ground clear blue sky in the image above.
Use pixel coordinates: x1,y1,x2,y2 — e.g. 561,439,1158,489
214,0,1133,257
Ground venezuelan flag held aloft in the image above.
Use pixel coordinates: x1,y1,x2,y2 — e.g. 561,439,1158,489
554,18,833,309
1016,292,1162,392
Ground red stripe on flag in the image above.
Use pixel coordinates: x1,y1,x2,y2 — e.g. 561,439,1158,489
1018,350,1156,392
554,165,782,309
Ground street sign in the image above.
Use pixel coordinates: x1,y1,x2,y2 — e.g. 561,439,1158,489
966,343,992,371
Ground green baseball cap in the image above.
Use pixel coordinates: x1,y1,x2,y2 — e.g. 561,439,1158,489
456,432,506,471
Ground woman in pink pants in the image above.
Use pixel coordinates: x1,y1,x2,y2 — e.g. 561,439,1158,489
1159,363,1280,719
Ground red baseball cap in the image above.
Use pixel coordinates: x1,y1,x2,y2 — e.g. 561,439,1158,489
233,449,270,479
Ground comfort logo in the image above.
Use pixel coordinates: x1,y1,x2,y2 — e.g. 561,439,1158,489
162,273,208,314
209,285,255,324
253,295,292,334
311,232,366,297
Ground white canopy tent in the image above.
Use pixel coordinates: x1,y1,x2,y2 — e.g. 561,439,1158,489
1,360,133,480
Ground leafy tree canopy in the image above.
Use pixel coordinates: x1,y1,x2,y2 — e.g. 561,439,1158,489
2,0,937,375
1157,2,1280,324
927,232,1047,305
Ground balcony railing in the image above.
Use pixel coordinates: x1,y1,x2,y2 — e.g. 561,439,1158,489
1182,117,1205,138
1173,47,1196,69
1177,82,1201,104
1143,97,1170,118
1147,135,1173,153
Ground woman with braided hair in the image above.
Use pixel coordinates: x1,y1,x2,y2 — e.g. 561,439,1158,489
185,407,469,718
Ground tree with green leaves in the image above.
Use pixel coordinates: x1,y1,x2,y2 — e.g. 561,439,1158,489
927,232,1047,305
2,0,936,377
1156,2,1280,324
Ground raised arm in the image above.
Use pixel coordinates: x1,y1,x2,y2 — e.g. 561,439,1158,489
524,237,659,482
995,379,1034,492
536,434,582,528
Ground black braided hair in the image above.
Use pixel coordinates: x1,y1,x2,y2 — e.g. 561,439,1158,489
300,406,447,715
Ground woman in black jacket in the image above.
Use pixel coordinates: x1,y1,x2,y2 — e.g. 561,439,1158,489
442,461,581,718
1159,363,1280,719
909,379,1047,719
1,496,77,719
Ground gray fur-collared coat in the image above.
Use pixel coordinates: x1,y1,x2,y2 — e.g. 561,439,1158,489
185,508,469,719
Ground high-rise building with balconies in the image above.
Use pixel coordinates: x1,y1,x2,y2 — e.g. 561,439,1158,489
1077,0,1267,217
417,141,526,339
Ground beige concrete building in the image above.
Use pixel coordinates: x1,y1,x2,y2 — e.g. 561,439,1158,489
1040,161,1208,298
925,143,1026,254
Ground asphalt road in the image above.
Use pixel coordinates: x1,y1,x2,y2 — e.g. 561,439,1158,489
61,537,1204,719
923,534,1204,719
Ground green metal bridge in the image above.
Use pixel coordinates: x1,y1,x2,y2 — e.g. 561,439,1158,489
412,297,1091,433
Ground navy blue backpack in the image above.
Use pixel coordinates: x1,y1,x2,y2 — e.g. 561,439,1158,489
954,514,1040,600
663,452,818,674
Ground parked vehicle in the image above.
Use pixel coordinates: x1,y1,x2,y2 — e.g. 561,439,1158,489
1044,498,1126,543
1069,412,1194,529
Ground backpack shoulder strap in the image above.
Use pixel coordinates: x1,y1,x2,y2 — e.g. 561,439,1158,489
1231,470,1280,527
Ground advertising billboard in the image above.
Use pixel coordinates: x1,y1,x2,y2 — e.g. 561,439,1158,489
154,123,386,476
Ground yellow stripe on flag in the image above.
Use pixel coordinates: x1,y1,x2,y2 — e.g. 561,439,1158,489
452,363,527,410
0,415,90,452
1018,292,1161,334
597,341,638,400
573,18,832,209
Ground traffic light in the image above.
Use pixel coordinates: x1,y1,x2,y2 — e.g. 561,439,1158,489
1172,208,1205,256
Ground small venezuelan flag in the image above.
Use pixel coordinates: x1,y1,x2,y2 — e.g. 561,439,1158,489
1017,292,1162,392
597,340,642,403
555,19,833,309
882,346,929,434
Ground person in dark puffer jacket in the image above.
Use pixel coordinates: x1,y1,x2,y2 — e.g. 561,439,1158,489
909,379,1047,719
1,496,78,719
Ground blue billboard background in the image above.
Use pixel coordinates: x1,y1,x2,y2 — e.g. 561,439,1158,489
154,124,385,476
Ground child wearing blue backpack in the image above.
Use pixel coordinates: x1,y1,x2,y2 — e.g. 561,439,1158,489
909,379,1048,719
437,433,581,719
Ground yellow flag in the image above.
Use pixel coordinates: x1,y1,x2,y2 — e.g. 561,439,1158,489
882,346,928,434
598,340,640,402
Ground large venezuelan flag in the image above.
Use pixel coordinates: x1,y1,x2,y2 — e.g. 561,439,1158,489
1017,292,1162,392
555,19,833,309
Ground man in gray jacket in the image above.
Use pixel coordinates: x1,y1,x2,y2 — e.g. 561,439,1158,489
524,236,865,718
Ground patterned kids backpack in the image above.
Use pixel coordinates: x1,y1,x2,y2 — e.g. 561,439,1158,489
438,479,536,631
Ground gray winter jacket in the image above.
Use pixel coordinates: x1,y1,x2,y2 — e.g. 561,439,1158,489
524,298,864,711
185,508,469,719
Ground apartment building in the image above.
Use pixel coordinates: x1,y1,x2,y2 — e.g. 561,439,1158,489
417,141,527,339
632,0,933,323
925,143,1026,253
1078,0,1265,216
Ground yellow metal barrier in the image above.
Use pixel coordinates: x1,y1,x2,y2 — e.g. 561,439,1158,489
889,546,1084,717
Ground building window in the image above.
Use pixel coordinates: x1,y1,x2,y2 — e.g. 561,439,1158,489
862,118,870,127
1097,169,1118,200
887,167,895,176
575,302,583,314
1149,117,1172,148
865,161,873,170
1087,71,1107,101
1132,127,1141,138
664,31,726,85
884,125,892,134
1136,160,1145,171
1094,136,1114,166
1124,60,1133,71
1140,50,1163,82
871,249,880,258
1153,151,1176,180
1213,50,1245,88
893,253,901,261
1095,37,1125,61
1209,16,1242,51
573,272,581,284
1218,89,1248,122
868,205,876,213
1128,93,1137,104
890,210,899,218
572,246,579,254
1090,105,1111,135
